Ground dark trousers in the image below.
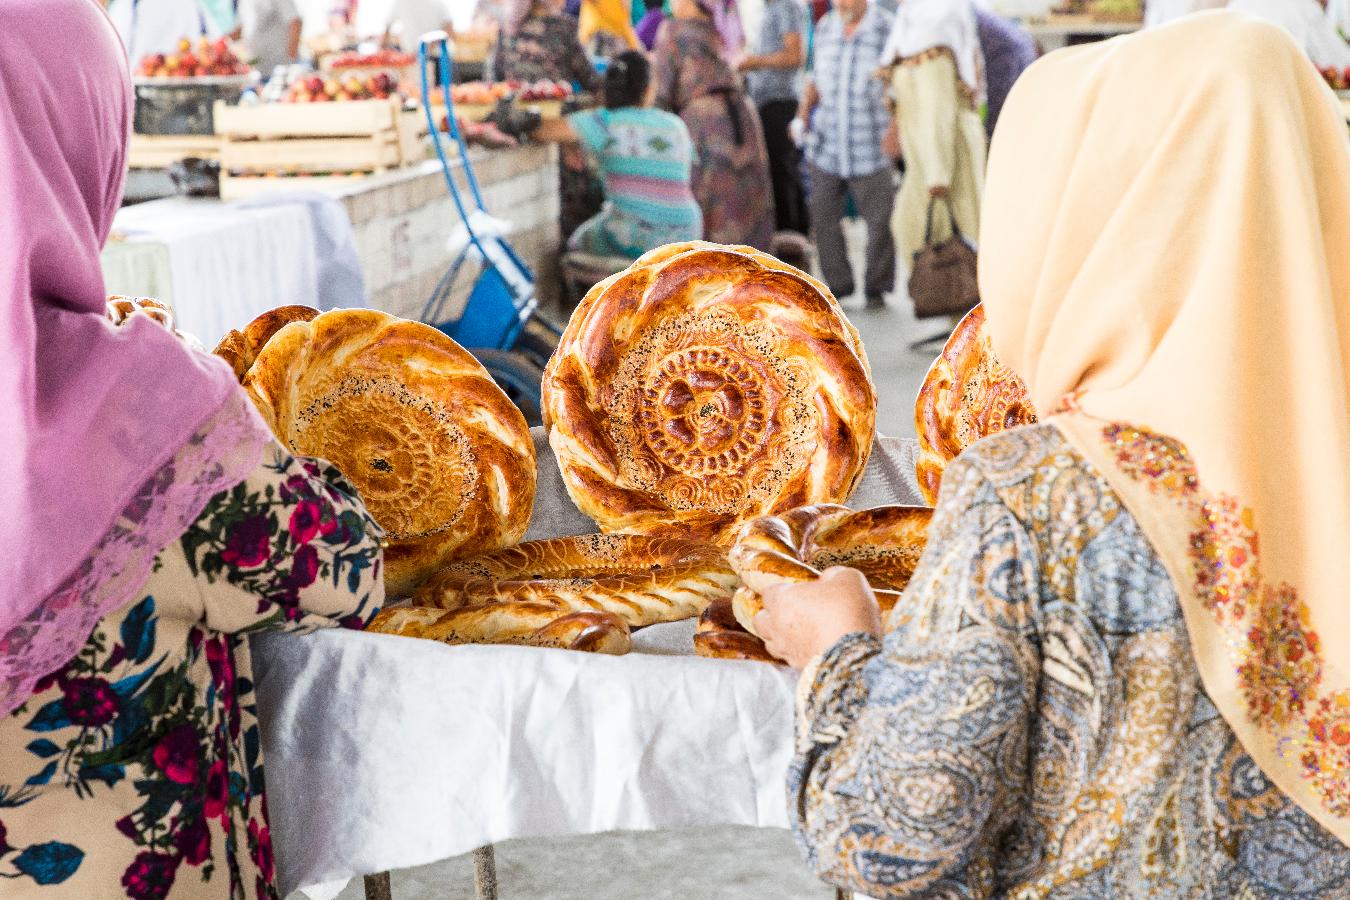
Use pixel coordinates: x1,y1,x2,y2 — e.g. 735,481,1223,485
758,99,809,235
808,164,896,299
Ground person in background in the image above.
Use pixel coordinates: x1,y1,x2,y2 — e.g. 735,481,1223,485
738,0,810,235
0,4,385,898
1227,0,1350,66
797,0,894,307
236,0,303,74
579,0,642,53
755,13,1350,897
972,1,1036,137
637,0,668,48
522,51,704,259
107,0,225,60
355,0,454,50
882,0,986,267
1143,0,1225,27
492,0,605,242
654,0,775,250
491,0,600,87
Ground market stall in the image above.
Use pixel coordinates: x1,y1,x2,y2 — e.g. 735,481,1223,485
253,431,927,900
101,146,561,347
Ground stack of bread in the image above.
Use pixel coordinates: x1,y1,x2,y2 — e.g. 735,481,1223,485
196,244,1032,660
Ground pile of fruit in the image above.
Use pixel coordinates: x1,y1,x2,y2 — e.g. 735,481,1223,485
326,49,418,70
432,80,572,106
137,37,251,78
283,72,402,103
1320,66,1350,91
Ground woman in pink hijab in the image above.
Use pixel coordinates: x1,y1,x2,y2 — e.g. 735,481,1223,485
0,3,384,896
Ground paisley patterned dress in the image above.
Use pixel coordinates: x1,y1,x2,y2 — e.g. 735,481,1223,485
789,424,1350,898
0,444,384,898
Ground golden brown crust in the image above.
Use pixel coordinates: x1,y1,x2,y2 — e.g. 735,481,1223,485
367,603,632,655
212,305,320,382
413,533,736,627
106,295,174,329
729,504,933,636
914,305,1037,505
693,594,783,664
244,308,536,597
543,242,876,545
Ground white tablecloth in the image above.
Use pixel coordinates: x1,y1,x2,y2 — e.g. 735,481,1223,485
253,433,926,899
104,198,319,347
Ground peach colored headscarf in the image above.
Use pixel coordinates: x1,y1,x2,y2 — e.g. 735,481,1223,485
981,11,1350,843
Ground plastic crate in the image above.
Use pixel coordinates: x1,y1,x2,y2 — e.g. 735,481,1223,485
133,76,252,136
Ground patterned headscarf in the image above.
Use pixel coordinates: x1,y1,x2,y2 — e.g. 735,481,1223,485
981,11,1350,844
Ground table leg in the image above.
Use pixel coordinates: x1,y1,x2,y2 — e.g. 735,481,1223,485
363,871,393,900
473,845,499,900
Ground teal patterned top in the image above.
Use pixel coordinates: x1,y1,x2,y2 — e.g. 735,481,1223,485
567,107,703,234
790,424,1350,898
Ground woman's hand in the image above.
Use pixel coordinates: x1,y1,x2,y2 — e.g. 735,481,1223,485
928,184,950,199
753,567,882,669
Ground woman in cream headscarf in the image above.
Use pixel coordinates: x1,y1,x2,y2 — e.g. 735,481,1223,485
754,10,1350,896
881,0,987,276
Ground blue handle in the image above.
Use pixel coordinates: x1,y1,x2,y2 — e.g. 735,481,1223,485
419,34,488,219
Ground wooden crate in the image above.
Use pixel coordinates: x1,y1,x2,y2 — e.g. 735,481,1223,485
221,133,402,174
218,171,370,201
214,97,402,139
127,133,222,169
216,100,426,176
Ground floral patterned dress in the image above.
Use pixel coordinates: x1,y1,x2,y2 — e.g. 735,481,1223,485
790,424,1350,898
0,444,384,898
653,19,775,251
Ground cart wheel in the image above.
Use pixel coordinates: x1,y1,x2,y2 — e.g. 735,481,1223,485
474,348,544,427
514,322,559,370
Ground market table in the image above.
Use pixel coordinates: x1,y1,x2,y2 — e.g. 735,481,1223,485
103,198,319,345
102,144,562,348
253,432,925,900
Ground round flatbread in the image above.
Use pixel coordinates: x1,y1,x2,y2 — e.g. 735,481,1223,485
914,305,1037,505
543,242,876,544
244,308,536,597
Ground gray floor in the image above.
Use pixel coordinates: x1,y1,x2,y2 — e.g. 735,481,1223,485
320,224,943,900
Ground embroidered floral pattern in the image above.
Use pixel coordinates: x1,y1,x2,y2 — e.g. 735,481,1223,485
1189,496,1260,620
1101,422,1347,825
1238,584,1321,727
1304,692,1350,818
1102,422,1199,498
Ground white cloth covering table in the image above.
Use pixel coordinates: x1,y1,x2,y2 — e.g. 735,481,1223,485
252,431,927,899
102,197,320,347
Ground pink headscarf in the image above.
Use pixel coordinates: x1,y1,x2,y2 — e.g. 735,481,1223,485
695,0,743,57
0,0,272,717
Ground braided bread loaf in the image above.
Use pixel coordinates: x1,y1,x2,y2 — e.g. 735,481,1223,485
728,504,932,638
369,603,631,655
693,595,780,664
413,533,736,627
244,309,536,597
543,241,876,545
914,305,1036,505
213,305,320,381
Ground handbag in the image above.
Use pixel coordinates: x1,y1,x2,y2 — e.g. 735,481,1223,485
908,196,980,320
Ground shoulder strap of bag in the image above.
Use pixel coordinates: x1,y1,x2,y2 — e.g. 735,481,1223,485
923,195,964,246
